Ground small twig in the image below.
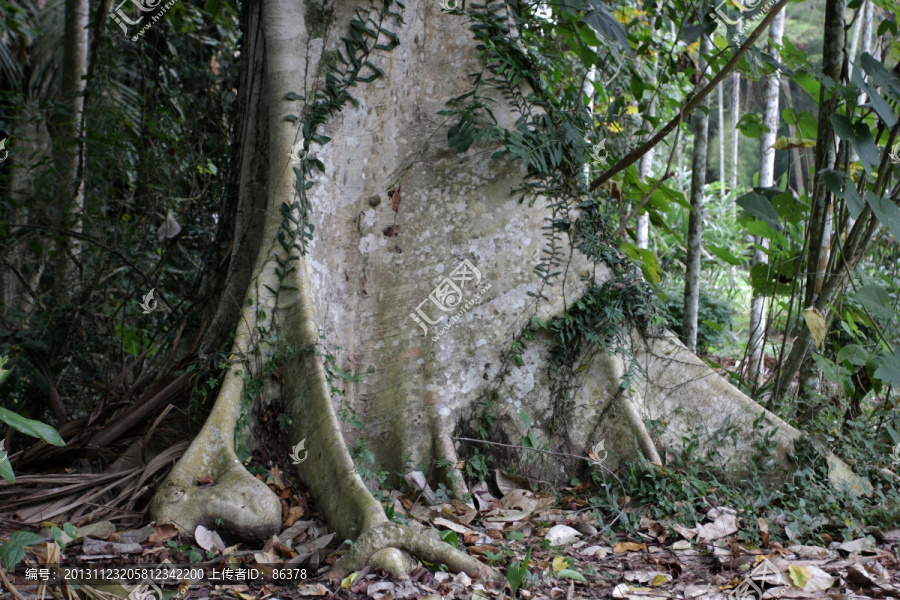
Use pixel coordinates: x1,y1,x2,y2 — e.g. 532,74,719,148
0,566,27,600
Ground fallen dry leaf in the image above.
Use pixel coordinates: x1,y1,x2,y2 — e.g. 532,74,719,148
285,505,305,527
758,517,769,547
195,525,226,553
696,513,738,542
148,523,179,544
297,583,328,596
613,542,647,553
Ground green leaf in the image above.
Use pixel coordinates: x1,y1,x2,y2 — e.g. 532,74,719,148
812,354,851,386
860,53,900,103
874,348,900,387
708,244,743,266
0,356,10,385
735,113,767,138
737,192,782,231
0,542,25,570
519,410,532,429
820,169,864,219
10,531,44,546
0,459,13,483
63,523,79,537
867,194,900,244
439,530,458,548
782,109,818,140
836,344,868,367
0,408,65,446
830,114,879,173
284,92,304,101
853,284,894,320
557,569,587,582
771,193,808,223
583,1,628,48
621,243,661,283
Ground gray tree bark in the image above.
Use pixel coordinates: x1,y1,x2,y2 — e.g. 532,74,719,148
681,33,712,352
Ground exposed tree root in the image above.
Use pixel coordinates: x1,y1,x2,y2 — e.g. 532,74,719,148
149,369,282,541
330,522,495,580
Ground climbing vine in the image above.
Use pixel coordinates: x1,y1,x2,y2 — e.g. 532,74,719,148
442,0,664,432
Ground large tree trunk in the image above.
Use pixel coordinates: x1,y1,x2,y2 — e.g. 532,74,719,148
148,0,864,578
747,10,784,387
681,33,711,352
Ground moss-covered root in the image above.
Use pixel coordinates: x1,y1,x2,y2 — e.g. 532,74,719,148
329,522,497,581
149,370,282,541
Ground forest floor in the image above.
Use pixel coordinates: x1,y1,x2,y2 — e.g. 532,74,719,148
4,457,900,600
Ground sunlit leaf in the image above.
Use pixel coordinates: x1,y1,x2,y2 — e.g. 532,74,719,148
802,307,827,349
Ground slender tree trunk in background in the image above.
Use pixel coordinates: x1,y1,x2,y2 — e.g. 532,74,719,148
730,19,741,195
681,33,712,352
775,0,845,402
636,56,657,250
846,0,870,232
857,0,872,105
718,84,725,200
748,10,784,387
54,0,90,293
583,63,597,183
